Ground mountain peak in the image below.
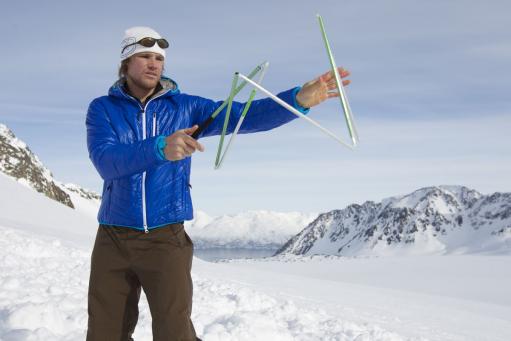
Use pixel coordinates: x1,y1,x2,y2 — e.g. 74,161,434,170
384,185,482,214
276,185,510,257
0,122,74,208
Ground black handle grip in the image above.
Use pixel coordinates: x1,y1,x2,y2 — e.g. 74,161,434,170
191,116,215,139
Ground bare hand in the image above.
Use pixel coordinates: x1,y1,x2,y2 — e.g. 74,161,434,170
164,125,205,161
295,67,351,109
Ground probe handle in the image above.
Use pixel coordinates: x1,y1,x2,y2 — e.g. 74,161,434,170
191,116,215,139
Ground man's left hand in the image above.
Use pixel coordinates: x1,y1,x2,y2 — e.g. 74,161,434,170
295,67,351,109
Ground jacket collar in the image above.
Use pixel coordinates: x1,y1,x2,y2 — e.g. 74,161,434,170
108,76,180,100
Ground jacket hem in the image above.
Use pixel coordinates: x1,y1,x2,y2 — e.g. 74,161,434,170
99,219,188,231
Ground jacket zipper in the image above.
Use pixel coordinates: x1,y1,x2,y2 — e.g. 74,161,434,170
141,109,148,233
152,112,157,136
120,87,168,233
140,112,157,233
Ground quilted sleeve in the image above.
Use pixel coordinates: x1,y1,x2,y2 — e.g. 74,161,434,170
191,87,308,138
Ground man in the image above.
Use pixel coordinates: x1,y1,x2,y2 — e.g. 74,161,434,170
86,26,351,341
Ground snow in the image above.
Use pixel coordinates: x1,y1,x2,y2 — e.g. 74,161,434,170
0,227,89,340
0,225,411,341
390,187,456,214
214,255,511,341
1,174,511,340
0,172,97,248
59,183,101,219
0,123,28,150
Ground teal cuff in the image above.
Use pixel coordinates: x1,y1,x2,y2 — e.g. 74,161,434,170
292,86,310,115
155,135,167,161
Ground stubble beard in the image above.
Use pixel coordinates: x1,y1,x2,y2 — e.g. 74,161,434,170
128,74,159,93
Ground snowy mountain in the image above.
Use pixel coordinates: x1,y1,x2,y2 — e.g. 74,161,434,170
0,123,100,211
276,186,511,257
186,210,316,249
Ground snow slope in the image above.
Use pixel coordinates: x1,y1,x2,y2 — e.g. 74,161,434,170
0,172,97,248
0,172,407,340
2,173,511,340
2,222,510,340
0,226,407,340
215,255,511,341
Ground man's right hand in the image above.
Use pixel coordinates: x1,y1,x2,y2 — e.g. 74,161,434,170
164,125,205,161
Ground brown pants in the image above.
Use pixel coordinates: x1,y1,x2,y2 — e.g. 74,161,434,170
86,223,197,341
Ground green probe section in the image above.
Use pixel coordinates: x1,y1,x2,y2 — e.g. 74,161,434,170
215,73,239,167
214,69,260,168
317,14,357,144
240,89,258,120
205,64,265,124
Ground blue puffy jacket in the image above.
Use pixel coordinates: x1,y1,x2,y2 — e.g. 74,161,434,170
86,77,306,232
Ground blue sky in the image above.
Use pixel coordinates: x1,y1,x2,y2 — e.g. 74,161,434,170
1,0,510,216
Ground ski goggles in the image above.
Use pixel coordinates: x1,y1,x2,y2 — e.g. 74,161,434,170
121,37,170,54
